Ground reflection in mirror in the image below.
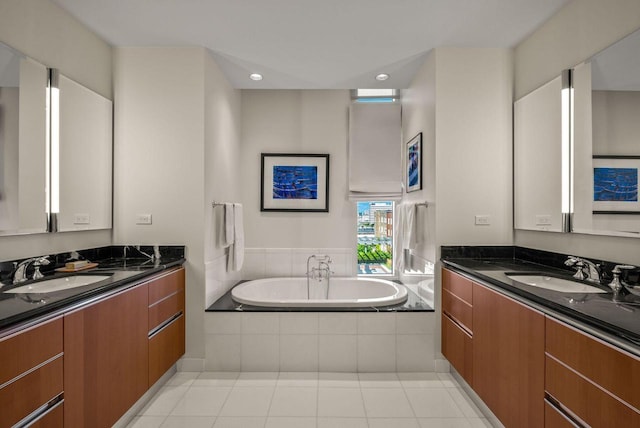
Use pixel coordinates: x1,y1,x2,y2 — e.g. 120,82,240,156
573,29,640,236
57,72,113,231
0,42,48,235
514,74,564,232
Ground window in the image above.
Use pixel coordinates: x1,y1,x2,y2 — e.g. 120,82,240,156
351,89,399,103
357,201,393,275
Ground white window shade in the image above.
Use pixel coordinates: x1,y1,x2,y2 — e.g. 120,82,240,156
348,102,402,200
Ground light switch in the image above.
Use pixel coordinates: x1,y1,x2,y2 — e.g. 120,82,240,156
535,215,552,226
74,214,90,224
136,214,152,225
475,215,491,225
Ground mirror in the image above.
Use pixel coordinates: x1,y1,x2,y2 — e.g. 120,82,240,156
514,74,565,232
0,42,48,235
57,72,113,231
573,29,640,237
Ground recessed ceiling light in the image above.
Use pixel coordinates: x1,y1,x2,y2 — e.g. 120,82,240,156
249,73,263,81
375,73,389,81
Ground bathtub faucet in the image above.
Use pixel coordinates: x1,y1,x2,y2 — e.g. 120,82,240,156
307,255,332,282
306,255,333,300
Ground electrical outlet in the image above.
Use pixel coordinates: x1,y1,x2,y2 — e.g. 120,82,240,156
136,214,152,225
535,215,552,226
475,215,491,225
74,214,90,224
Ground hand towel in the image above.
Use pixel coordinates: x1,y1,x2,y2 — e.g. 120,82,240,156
227,203,245,271
224,203,235,247
403,203,417,250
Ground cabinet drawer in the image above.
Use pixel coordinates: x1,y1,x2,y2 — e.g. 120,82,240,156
544,400,580,428
546,355,640,426
148,267,185,306
30,401,64,428
442,268,473,305
546,317,640,410
149,290,185,332
149,314,185,386
0,317,63,386
0,356,63,428
442,313,473,386
442,288,472,332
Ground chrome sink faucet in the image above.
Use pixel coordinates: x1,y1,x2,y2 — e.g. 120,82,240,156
608,264,636,294
13,256,50,284
565,256,601,283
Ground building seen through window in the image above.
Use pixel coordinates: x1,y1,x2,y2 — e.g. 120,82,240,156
357,201,393,275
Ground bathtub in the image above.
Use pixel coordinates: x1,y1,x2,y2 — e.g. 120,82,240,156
231,277,408,308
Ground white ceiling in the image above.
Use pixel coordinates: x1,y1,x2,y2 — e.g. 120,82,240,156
52,0,570,89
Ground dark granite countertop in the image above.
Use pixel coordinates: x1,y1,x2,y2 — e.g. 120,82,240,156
442,255,640,350
0,246,185,333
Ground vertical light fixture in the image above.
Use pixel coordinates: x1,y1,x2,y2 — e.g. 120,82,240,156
47,69,60,232
560,69,573,233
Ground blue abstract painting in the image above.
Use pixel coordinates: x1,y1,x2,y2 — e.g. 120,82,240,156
408,144,420,187
593,167,638,202
272,165,318,199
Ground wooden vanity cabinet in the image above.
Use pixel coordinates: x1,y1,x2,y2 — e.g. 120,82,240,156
544,317,640,427
441,269,473,385
64,283,149,428
441,268,545,427
0,317,64,427
473,282,545,427
148,267,185,386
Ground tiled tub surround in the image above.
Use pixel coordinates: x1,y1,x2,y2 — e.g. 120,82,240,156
207,247,436,372
205,311,437,372
241,248,357,279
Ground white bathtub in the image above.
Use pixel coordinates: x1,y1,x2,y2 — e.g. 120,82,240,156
231,277,408,308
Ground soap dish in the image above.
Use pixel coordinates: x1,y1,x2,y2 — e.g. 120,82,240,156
55,262,99,272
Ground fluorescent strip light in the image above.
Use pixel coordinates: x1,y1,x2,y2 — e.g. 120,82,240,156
51,84,60,214
45,83,51,217
561,69,573,232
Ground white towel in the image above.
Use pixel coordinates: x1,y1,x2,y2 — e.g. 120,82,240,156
224,203,235,247
403,203,417,250
394,203,417,273
227,203,245,271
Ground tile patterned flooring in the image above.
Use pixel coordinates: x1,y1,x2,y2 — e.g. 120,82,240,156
127,372,494,428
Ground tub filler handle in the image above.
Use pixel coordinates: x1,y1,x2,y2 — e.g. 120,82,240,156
306,255,333,299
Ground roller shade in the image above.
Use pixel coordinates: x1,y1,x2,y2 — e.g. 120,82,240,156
348,102,402,200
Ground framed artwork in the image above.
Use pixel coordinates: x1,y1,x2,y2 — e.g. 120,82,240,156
261,153,330,212
592,155,640,214
406,133,422,193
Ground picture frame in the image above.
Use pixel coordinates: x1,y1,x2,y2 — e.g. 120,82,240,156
406,133,422,193
261,153,330,212
592,155,640,214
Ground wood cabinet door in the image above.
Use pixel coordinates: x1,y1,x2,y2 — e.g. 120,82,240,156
64,284,149,428
472,282,545,428
441,313,473,386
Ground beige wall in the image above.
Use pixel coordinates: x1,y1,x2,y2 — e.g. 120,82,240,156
203,52,242,306
514,0,640,264
113,47,207,361
434,48,514,248
0,0,112,97
515,0,640,99
0,0,112,260
401,52,436,264
240,90,355,249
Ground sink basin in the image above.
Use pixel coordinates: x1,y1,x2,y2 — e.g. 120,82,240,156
506,274,607,294
3,275,111,294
